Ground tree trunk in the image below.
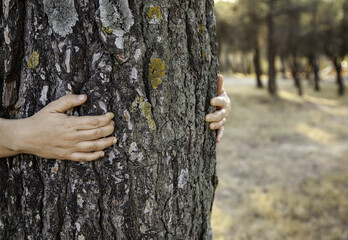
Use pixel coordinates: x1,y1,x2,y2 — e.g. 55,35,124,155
0,0,218,239
310,57,320,92
290,54,303,96
253,40,263,88
267,0,277,96
332,57,345,96
280,54,287,80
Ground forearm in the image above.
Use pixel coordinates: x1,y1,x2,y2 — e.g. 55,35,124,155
0,118,22,158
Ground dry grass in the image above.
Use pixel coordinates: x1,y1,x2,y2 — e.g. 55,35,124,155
212,79,348,240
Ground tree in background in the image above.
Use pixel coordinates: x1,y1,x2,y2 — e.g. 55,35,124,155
216,0,348,96
321,0,347,95
0,0,218,239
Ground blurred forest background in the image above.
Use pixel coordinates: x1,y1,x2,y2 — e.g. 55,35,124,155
211,0,348,239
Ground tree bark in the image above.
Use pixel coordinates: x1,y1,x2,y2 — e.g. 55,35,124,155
0,0,218,239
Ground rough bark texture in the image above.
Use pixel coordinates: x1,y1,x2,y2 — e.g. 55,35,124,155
0,0,218,239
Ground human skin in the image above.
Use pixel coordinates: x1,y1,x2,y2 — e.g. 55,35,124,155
205,74,231,143
0,75,231,161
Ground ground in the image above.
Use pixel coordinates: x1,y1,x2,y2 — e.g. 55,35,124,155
211,76,348,240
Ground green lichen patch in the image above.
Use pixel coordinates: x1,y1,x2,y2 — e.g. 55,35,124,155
131,96,157,131
147,6,162,20
28,51,39,69
149,58,165,89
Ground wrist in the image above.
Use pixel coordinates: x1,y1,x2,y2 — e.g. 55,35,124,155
10,117,34,155
0,118,23,157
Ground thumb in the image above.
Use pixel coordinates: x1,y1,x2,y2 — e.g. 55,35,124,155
217,74,224,95
46,94,87,113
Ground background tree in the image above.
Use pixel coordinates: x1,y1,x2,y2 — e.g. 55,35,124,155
215,0,348,96
320,0,347,95
0,0,218,239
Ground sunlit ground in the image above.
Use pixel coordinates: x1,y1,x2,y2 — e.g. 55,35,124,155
211,76,348,240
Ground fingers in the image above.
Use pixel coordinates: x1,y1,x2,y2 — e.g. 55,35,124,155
205,109,227,122
216,126,224,143
209,118,226,130
217,74,224,95
69,112,114,130
210,96,228,108
75,121,115,141
75,136,117,152
46,94,87,113
68,151,105,162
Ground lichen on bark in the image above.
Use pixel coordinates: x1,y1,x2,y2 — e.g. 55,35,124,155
42,0,79,37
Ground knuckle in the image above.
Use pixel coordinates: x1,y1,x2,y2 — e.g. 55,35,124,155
88,142,97,151
64,133,75,142
57,152,67,160
63,118,73,129
220,109,226,116
95,128,102,137
90,118,100,127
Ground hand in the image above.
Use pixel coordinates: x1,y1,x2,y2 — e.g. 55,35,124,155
11,94,116,161
205,75,231,143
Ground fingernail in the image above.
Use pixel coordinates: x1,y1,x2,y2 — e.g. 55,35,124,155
107,112,115,118
113,138,117,144
100,152,105,157
78,94,86,101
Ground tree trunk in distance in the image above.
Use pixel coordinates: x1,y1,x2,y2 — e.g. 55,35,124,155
290,54,303,96
0,0,218,239
280,54,287,80
253,41,263,88
267,0,277,96
332,57,345,96
312,57,320,92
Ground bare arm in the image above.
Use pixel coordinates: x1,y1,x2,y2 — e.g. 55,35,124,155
0,94,116,161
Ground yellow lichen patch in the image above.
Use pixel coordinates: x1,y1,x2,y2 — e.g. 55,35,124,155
102,23,113,35
151,78,162,90
28,51,39,69
149,58,165,89
198,24,206,34
132,96,157,131
147,6,162,20
202,52,207,59
139,101,157,131
131,96,143,112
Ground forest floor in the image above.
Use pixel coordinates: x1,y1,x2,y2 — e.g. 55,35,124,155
211,76,348,240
